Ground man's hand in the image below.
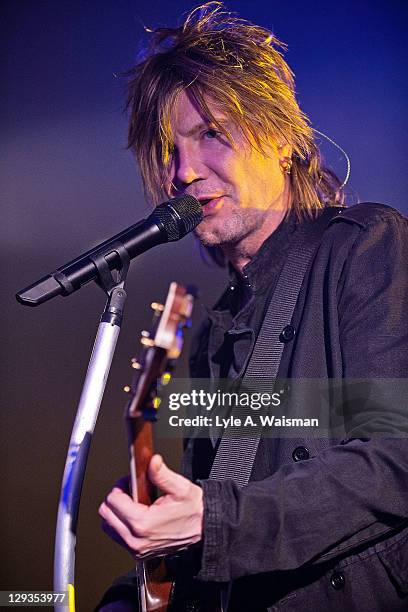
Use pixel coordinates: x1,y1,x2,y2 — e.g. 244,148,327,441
98,454,203,559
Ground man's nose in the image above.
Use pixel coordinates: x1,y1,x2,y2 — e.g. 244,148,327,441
173,147,206,187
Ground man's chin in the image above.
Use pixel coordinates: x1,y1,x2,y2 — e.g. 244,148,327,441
194,227,224,247
193,211,250,247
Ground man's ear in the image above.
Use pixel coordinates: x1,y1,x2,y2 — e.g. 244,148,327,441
278,143,292,159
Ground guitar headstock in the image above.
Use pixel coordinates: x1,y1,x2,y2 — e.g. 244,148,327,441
125,282,194,420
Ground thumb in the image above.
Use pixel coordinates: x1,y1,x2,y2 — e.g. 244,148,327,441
148,454,188,497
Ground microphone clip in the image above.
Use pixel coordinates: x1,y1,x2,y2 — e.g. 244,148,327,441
89,240,130,296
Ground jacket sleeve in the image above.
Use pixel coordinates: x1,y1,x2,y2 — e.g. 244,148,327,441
196,208,408,582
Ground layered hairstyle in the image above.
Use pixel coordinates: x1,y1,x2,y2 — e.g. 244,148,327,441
126,2,345,261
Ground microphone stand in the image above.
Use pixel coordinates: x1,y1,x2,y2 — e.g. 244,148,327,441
53,246,130,612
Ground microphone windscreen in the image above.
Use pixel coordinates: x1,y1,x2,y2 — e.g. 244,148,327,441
154,195,202,241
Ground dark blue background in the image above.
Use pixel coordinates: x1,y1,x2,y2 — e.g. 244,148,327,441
1,1,406,608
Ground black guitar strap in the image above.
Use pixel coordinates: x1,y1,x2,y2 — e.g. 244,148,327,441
209,207,343,487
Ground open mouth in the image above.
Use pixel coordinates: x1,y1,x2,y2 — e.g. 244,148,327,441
198,197,224,216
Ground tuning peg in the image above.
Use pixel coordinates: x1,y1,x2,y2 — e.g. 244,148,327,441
131,358,141,370
151,302,164,312
123,385,131,393
152,396,161,409
140,330,155,347
161,372,171,385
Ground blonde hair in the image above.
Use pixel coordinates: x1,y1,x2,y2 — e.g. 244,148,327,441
126,2,344,226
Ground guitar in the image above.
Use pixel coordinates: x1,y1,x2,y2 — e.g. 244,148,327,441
124,282,194,612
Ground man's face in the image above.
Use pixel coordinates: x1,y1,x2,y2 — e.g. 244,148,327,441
167,90,290,248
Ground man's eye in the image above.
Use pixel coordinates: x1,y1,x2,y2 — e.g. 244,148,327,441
203,129,219,139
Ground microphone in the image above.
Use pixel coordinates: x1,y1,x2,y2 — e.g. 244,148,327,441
16,195,202,307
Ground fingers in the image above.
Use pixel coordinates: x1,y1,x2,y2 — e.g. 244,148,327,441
148,454,191,497
99,495,175,558
99,494,150,557
100,486,148,531
149,453,163,472
99,503,135,551
101,516,131,551
99,464,204,558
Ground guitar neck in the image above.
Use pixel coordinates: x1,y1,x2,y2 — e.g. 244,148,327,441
121,283,196,612
126,344,168,504
127,416,155,505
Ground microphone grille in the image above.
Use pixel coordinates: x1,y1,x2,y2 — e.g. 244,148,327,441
154,195,203,242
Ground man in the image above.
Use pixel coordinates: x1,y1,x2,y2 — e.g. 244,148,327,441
97,3,408,610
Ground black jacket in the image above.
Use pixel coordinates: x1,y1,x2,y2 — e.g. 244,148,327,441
182,203,408,611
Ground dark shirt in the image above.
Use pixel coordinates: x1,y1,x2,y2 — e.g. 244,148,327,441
206,211,299,380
